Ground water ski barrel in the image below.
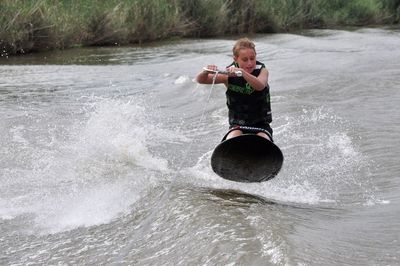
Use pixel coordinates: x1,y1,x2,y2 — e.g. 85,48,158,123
211,134,283,182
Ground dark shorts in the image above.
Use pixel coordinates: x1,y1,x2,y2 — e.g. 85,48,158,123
223,122,273,142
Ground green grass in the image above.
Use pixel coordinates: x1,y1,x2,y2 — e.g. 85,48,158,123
0,0,399,56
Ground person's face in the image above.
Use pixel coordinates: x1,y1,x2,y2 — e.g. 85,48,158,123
234,48,256,73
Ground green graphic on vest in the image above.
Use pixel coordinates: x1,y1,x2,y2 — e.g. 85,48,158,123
228,83,254,94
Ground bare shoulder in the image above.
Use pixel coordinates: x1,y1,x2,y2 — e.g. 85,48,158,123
260,67,269,75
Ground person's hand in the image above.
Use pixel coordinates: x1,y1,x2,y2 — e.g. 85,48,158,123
203,64,218,73
207,64,218,71
226,66,243,77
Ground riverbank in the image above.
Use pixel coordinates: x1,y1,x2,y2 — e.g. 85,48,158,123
1,0,399,57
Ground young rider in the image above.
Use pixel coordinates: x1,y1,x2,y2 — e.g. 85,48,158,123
196,38,273,141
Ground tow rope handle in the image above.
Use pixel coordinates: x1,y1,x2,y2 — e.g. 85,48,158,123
203,67,243,77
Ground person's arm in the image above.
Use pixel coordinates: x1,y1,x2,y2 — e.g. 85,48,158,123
227,66,269,91
196,65,228,86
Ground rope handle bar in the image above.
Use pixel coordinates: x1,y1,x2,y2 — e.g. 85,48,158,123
202,67,243,77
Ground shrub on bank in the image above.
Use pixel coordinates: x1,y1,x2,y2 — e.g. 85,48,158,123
0,0,399,56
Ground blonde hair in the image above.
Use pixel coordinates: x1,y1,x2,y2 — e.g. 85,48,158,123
232,38,256,57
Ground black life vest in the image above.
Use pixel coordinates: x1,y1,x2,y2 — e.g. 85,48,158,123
226,61,272,126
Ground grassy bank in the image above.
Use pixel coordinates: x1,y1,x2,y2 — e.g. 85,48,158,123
1,0,399,56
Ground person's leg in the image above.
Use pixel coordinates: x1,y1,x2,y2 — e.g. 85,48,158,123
226,129,243,139
257,131,271,141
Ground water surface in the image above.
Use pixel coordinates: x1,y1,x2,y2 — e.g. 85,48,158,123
1,28,399,265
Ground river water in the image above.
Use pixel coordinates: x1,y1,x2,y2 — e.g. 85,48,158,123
1,28,399,265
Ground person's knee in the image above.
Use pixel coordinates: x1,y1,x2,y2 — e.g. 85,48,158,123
257,132,271,141
227,130,243,139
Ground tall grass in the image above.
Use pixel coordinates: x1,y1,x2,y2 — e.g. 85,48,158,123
0,0,399,56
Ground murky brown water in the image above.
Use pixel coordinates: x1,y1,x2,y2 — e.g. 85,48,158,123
1,28,399,265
